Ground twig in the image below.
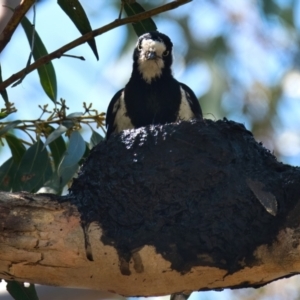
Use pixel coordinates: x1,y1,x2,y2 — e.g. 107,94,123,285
0,0,36,53
12,2,37,87
62,54,85,60
0,0,192,91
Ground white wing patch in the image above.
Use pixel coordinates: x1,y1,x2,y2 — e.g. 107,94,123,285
113,92,134,133
138,39,166,84
177,87,195,121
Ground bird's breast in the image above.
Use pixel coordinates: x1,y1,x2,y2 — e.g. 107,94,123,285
124,79,182,127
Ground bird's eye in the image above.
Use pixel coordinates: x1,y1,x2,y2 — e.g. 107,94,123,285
138,44,142,51
163,50,169,56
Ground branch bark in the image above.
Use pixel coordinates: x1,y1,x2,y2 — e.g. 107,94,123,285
0,120,300,296
0,0,191,91
0,0,36,53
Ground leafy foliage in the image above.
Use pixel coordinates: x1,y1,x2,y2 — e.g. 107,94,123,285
123,1,157,36
58,0,99,60
0,65,8,103
20,16,57,103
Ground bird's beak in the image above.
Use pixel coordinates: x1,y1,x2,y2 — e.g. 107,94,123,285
146,51,157,60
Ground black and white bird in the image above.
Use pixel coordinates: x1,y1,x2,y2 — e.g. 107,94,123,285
106,31,202,139
106,31,203,138
106,32,198,300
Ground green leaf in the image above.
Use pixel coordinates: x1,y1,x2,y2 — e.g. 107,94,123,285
124,2,157,36
44,124,67,149
66,112,84,118
45,125,67,169
58,0,99,60
5,134,26,163
6,281,39,300
0,120,22,136
20,17,57,103
13,140,53,192
0,157,17,191
0,112,9,119
79,141,90,165
0,64,8,103
40,173,62,195
57,131,85,188
89,129,104,149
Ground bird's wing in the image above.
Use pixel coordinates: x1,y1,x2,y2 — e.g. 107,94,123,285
106,89,124,139
179,82,203,119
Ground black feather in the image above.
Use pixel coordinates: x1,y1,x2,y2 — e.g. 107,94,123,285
106,89,124,138
106,31,202,139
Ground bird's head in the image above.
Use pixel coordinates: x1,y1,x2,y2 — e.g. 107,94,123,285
133,31,173,84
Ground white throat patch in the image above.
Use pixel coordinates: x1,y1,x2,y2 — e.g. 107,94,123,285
137,39,167,84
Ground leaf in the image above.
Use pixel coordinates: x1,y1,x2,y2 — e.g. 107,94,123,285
5,134,26,163
43,124,67,149
66,112,84,119
13,140,53,192
89,129,104,149
79,142,90,165
58,0,99,60
57,131,85,188
0,157,17,191
0,112,10,119
0,64,8,103
124,1,157,36
62,119,75,128
0,120,22,136
21,17,57,103
6,281,39,300
45,126,67,169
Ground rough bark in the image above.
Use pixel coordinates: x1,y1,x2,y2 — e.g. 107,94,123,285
0,0,36,53
0,119,300,296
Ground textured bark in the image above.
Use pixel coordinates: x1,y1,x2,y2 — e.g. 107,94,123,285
0,119,300,296
0,0,36,53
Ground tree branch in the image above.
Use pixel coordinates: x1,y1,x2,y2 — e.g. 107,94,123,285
0,0,191,91
0,120,300,295
0,0,36,53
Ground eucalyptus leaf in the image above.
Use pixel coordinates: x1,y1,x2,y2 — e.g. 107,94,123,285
5,134,26,163
13,140,53,192
79,142,90,165
57,131,85,188
124,1,157,36
0,157,17,191
67,112,84,118
0,120,21,136
62,119,75,128
43,124,67,149
38,173,61,195
21,17,57,103
46,125,67,169
58,0,99,60
0,64,8,103
0,112,9,119
6,281,39,300
89,130,104,149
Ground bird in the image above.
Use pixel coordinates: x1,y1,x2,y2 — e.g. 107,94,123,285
105,31,203,139
106,31,198,300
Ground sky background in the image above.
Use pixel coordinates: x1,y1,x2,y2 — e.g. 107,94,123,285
1,0,300,299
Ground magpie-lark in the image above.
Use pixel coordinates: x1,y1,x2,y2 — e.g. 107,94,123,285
106,31,203,139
